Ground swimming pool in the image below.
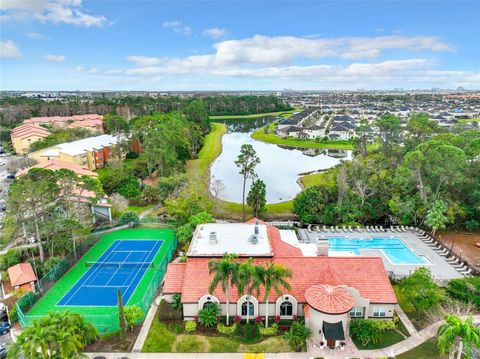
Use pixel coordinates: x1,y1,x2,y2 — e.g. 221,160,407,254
325,237,429,265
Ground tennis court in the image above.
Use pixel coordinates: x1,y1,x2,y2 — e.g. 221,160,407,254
58,240,163,306
20,228,177,332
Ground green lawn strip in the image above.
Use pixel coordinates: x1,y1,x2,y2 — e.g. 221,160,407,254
252,125,379,151
396,338,444,359
299,170,337,188
209,109,300,120
142,321,176,352
25,228,174,332
142,319,291,353
353,329,405,350
459,117,480,123
126,204,155,215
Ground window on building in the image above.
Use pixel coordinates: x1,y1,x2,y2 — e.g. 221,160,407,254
203,301,215,309
349,307,364,317
241,301,254,316
280,301,293,316
373,307,386,317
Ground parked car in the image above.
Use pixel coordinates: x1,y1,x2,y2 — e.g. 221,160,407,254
5,174,14,180
0,206,5,213
0,322,11,335
0,344,7,359
0,310,8,323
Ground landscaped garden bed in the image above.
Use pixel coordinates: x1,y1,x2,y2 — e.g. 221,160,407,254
142,301,301,353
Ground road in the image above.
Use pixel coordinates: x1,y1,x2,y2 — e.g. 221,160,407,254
0,154,17,236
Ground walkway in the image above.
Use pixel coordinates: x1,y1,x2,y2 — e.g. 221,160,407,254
394,304,417,335
85,315,480,359
131,295,162,352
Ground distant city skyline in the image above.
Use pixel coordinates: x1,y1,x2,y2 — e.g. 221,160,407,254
1,0,479,91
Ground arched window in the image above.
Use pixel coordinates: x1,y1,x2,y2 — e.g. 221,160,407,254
203,301,215,309
280,301,293,316
241,301,254,316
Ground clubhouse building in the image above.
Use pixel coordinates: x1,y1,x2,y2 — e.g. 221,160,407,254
164,219,397,348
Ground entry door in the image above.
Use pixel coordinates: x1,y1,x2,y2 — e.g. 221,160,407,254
327,339,336,349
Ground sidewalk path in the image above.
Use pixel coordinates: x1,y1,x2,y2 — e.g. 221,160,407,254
394,304,418,335
131,295,162,352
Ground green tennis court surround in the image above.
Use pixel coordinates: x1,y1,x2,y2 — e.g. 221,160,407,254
18,228,176,333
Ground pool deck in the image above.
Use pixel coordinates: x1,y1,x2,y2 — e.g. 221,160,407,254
297,228,463,280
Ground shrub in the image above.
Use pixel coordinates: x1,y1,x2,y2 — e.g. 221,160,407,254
273,315,281,324
125,151,139,159
350,319,384,346
255,316,263,324
234,315,242,323
198,303,220,328
185,320,197,333
217,322,237,335
259,323,278,336
158,300,183,321
172,294,182,311
119,211,140,227
447,276,480,308
283,321,312,351
141,185,160,204
9,305,17,323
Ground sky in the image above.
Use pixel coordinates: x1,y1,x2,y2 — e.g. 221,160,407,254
0,0,479,91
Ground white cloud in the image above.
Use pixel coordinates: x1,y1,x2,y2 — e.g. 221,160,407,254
44,54,65,62
0,40,21,58
211,35,453,66
26,32,45,39
127,56,162,66
203,27,229,39
162,20,191,35
1,0,107,27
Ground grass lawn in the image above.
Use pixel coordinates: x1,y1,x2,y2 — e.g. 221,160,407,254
353,329,405,350
397,338,444,359
209,109,300,120
126,204,155,215
299,170,337,189
142,320,292,353
252,123,379,151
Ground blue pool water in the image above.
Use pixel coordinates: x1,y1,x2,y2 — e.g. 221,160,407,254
327,237,429,265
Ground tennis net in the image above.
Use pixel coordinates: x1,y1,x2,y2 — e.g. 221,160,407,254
85,261,154,269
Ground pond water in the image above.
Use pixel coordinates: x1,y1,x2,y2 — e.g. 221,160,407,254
210,117,352,204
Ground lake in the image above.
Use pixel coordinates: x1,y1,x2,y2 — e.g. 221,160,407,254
210,117,352,204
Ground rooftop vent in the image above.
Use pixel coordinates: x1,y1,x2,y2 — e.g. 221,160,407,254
250,226,259,244
209,232,217,245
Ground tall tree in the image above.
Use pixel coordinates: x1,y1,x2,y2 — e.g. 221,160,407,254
376,114,403,157
235,144,260,221
237,259,262,323
117,289,127,345
247,179,267,218
437,315,480,359
260,262,292,327
7,168,59,262
425,200,449,236
103,114,130,135
208,254,239,326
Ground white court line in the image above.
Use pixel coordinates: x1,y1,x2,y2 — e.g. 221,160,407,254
59,240,122,306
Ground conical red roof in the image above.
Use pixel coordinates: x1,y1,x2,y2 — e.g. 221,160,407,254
305,284,354,314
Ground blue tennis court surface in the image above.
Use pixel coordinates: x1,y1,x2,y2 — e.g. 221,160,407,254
58,240,162,306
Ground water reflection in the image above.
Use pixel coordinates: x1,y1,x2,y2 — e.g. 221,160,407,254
210,118,352,204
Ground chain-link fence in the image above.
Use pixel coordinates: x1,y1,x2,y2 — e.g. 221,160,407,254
17,227,177,333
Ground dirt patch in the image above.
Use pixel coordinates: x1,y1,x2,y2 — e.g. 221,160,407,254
437,231,480,270
85,326,141,352
142,173,158,187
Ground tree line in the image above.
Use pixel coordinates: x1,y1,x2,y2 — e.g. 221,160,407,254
0,95,291,125
294,113,480,232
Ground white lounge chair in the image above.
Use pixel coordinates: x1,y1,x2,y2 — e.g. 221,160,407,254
307,224,312,232
461,268,473,275
323,225,327,231
335,226,340,232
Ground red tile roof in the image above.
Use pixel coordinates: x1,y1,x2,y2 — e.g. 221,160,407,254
305,284,354,314
166,256,396,305
11,124,50,139
17,159,98,177
8,263,37,287
163,263,186,294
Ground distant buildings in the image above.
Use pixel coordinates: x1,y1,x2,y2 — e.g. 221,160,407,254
10,114,104,154
29,134,122,171
10,124,51,154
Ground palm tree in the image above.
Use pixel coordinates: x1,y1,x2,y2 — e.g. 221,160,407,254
208,254,239,326
8,311,97,359
237,259,262,323
437,315,480,359
124,305,145,331
261,262,292,327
